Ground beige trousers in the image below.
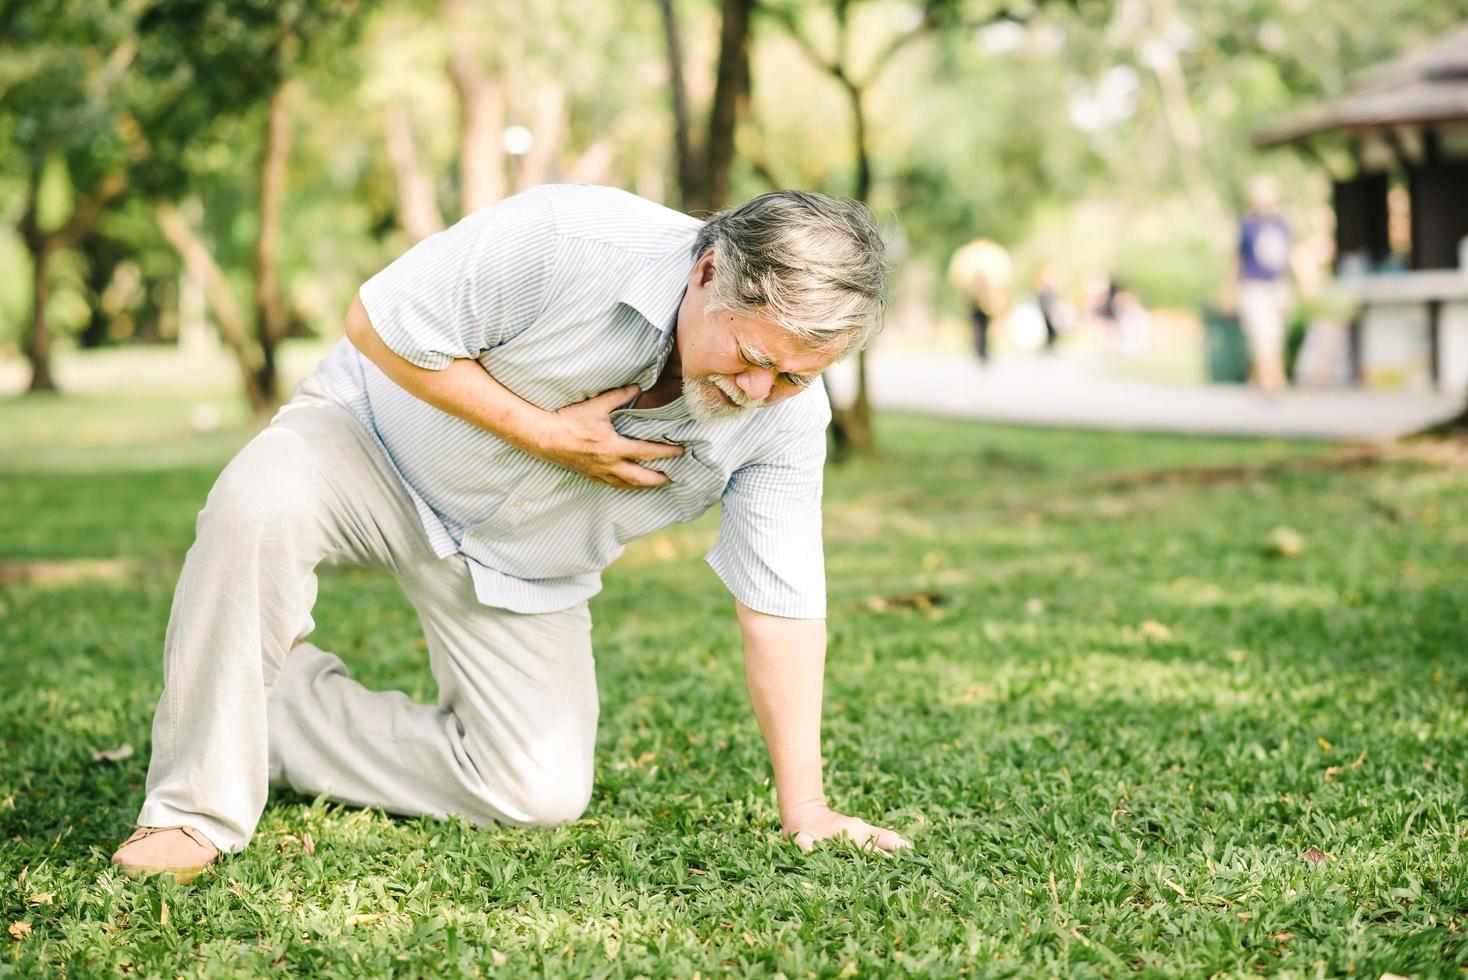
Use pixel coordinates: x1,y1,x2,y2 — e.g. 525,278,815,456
137,378,599,852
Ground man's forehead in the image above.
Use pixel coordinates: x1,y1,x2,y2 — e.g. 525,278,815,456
737,315,845,373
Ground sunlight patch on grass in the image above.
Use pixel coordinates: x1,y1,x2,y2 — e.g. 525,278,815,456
1151,577,1341,611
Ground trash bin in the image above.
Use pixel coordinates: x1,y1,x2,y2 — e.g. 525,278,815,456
1202,307,1249,383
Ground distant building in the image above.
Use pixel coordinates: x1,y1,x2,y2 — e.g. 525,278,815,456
1255,24,1468,392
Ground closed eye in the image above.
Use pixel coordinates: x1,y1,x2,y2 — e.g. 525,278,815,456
782,373,816,388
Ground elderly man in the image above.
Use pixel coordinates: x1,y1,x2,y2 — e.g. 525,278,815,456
111,185,908,882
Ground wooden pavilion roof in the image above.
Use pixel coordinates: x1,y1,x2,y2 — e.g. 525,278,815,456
1255,24,1468,148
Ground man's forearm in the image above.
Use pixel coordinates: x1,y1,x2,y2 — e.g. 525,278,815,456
344,294,555,455
736,601,829,826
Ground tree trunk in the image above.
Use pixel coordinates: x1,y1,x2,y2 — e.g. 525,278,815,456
252,83,293,410
655,0,697,207
516,82,567,192
384,100,446,242
24,240,58,393
838,76,877,453
698,0,754,212
155,199,271,414
445,2,507,216
17,164,128,394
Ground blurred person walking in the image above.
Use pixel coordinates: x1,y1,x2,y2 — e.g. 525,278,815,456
948,238,1012,365
1034,265,1068,352
1236,175,1294,393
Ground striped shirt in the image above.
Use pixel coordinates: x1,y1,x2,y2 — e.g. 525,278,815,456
314,184,830,618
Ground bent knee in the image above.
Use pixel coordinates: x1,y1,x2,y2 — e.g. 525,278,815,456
198,431,326,539
496,776,592,828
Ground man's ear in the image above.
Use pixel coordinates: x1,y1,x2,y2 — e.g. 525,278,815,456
697,249,716,287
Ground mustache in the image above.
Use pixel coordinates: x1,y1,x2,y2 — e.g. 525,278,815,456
708,375,765,408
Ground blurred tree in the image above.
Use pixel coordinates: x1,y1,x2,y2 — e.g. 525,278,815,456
0,0,138,393
131,0,377,415
377,0,643,241
758,0,1076,453
657,0,755,211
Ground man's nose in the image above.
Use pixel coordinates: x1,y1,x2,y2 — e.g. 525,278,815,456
736,369,774,401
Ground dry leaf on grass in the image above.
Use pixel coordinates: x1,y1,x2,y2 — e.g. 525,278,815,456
8,921,32,940
1139,620,1173,641
90,743,134,763
1323,766,1343,783
862,592,950,613
26,893,53,906
1301,846,1331,866
347,912,389,927
301,832,315,855
1265,526,1305,558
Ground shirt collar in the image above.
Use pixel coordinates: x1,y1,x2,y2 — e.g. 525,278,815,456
619,238,697,338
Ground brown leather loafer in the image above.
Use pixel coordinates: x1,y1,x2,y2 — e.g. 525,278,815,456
110,825,219,884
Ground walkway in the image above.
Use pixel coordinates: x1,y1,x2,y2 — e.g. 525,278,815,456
837,351,1464,441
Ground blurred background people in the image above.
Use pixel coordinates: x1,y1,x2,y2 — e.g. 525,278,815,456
1034,265,1066,352
947,238,1012,365
1236,175,1294,393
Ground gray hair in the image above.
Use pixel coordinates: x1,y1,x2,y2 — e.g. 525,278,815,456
691,190,890,356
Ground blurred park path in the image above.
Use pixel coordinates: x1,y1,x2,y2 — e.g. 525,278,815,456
3,340,1461,445
850,350,1463,441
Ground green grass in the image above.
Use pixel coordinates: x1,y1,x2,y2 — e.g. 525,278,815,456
1,389,1466,977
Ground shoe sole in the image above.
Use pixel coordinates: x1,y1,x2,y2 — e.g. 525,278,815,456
113,862,212,885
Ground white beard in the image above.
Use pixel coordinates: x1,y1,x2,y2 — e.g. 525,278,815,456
682,375,766,423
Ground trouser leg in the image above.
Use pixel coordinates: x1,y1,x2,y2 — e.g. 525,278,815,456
266,562,598,828
972,308,990,362
137,389,430,851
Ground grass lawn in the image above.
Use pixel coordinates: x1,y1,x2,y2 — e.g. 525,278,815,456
1,386,1465,977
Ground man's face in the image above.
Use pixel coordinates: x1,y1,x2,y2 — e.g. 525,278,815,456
673,251,845,423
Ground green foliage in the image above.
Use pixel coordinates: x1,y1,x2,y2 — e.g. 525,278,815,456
1114,226,1223,311
129,0,378,195
2,392,1466,974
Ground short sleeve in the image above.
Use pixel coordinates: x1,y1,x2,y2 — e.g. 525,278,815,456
358,188,556,370
705,395,830,619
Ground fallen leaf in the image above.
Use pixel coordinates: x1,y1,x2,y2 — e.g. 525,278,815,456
347,912,389,927
1139,620,1173,641
1163,877,1187,897
1301,846,1330,866
1265,526,1305,558
1379,973,1412,980
8,921,32,940
90,743,134,763
301,832,315,855
863,591,950,613
1274,931,1294,944
26,894,53,907
1318,737,1333,752
1323,766,1343,783
1236,911,1253,923
160,901,169,926
1350,749,1368,769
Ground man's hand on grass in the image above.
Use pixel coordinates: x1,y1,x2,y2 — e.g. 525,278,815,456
782,803,911,854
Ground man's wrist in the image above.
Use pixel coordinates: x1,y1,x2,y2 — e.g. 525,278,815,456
779,793,830,830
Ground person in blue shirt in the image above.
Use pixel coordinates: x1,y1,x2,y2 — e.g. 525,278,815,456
1236,176,1294,393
